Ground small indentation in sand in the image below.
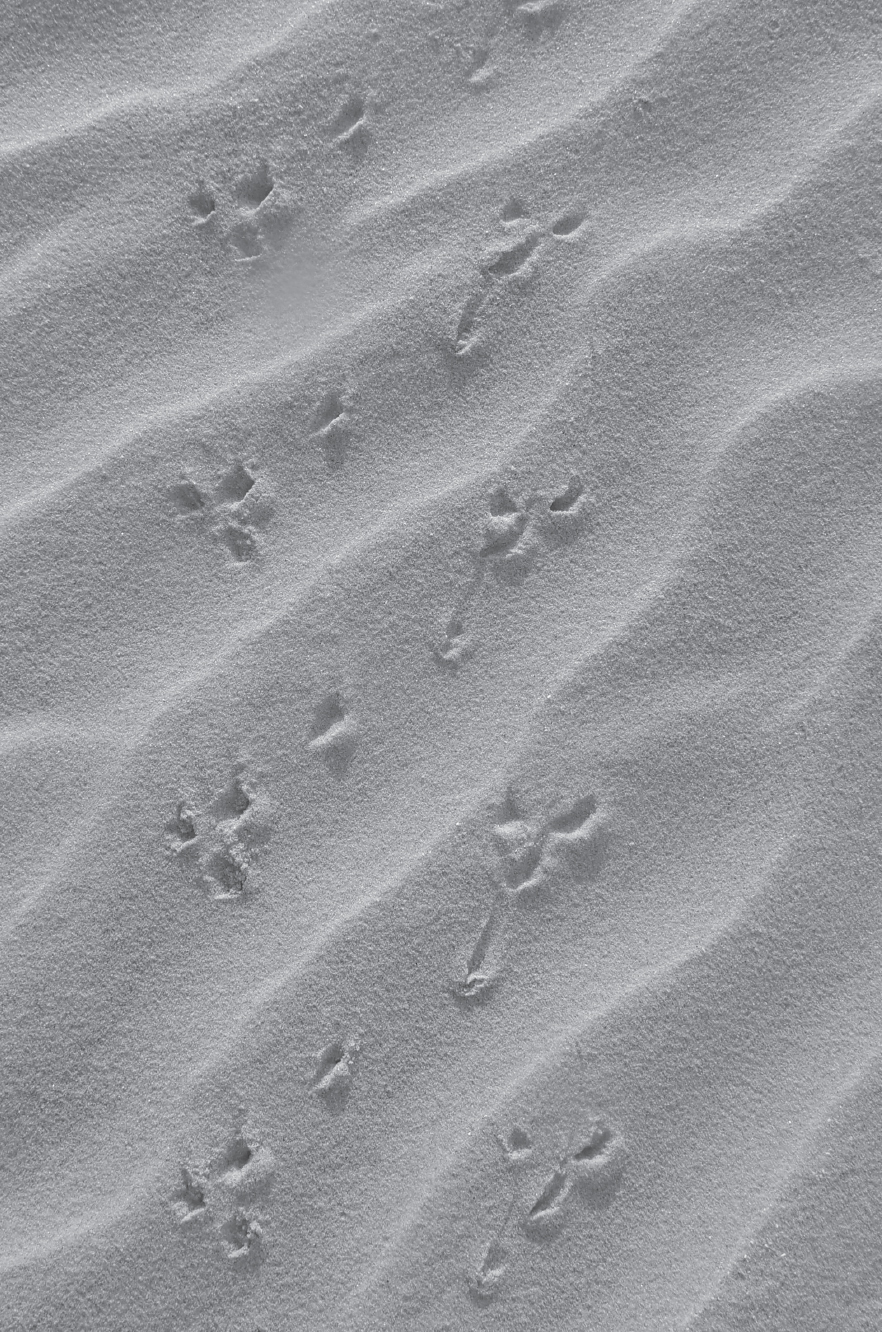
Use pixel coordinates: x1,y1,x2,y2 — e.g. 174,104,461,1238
236,161,274,211
551,209,586,238
169,477,207,514
501,198,529,225
512,0,567,37
187,182,216,225
216,462,256,504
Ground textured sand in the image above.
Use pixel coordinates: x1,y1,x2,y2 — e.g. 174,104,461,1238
2,0,882,1329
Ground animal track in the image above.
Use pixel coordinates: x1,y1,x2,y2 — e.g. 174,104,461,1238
478,486,544,578
168,764,269,901
476,473,590,573
518,1124,624,1238
186,159,292,261
170,458,273,561
312,1037,358,1106
491,788,603,900
332,93,370,158
309,692,357,773
175,1123,273,1256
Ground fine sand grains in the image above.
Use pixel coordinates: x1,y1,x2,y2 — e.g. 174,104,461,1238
2,0,882,1330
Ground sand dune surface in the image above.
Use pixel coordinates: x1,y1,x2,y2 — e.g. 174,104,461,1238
2,0,882,1328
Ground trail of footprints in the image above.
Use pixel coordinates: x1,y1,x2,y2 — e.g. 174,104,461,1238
173,1126,274,1260
171,95,608,1291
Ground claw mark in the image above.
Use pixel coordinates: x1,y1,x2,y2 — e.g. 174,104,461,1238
311,391,349,468
453,289,487,358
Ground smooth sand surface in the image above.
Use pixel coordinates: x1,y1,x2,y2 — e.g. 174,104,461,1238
2,1,882,1328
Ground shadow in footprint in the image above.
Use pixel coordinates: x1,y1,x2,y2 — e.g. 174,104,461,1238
187,182,216,226
523,1164,572,1239
236,162,274,210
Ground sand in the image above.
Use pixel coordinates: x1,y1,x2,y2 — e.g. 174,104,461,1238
2,0,882,1328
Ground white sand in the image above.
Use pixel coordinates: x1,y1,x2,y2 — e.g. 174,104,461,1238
2,0,882,1328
